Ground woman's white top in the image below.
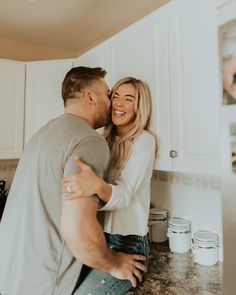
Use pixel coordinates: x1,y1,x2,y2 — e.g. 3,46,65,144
101,131,156,236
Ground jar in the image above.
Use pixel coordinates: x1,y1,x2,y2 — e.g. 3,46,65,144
148,208,168,243
167,218,191,253
192,231,219,266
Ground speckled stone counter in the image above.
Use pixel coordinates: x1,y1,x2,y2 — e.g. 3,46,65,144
126,242,223,295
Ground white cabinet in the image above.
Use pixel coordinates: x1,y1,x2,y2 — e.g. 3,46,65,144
76,7,171,171
0,60,25,159
0,1,220,175
73,44,113,87
167,0,220,175
24,59,73,145
107,7,171,171
73,44,109,72
76,0,220,175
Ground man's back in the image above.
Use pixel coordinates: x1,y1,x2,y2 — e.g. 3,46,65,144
0,113,109,295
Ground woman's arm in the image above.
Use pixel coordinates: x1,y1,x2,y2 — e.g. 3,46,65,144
101,133,156,210
61,133,156,209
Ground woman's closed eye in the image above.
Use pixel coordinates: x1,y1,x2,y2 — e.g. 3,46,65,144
125,97,134,102
112,95,119,100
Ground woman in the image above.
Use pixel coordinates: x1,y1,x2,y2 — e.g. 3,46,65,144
62,77,156,295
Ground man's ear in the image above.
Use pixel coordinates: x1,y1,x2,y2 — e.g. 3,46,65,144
84,90,96,105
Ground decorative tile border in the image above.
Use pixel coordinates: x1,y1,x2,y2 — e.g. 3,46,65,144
152,170,221,191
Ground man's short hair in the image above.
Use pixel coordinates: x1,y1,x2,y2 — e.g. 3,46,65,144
61,66,107,106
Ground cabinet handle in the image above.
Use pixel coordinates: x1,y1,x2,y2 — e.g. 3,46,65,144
169,150,178,158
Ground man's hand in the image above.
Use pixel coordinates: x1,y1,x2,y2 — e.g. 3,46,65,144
109,251,147,288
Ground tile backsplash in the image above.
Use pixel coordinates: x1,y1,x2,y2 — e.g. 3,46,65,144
0,159,18,191
152,170,221,190
151,170,223,261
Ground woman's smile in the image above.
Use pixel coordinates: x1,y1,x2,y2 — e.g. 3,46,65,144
113,109,126,117
111,83,136,135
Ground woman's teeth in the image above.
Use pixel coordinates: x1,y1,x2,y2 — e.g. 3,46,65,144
114,110,125,116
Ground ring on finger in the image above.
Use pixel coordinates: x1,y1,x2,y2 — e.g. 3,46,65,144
67,186,72,193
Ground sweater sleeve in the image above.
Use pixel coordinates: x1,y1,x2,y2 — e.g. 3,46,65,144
100,132,156,211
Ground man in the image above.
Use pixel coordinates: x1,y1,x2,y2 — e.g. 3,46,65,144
0,67,145,295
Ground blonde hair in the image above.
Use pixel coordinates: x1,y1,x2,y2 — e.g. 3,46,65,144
104,77,156,170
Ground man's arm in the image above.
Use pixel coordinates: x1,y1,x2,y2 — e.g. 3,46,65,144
61,136,146,287
60,194,146,287
61,196,112,269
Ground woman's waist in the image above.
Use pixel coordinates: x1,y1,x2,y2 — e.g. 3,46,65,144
104,222,149,236
104,209,149,236
106,233,149,243
105,233,149,257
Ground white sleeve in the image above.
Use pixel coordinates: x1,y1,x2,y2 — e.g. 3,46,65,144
100,133,155,211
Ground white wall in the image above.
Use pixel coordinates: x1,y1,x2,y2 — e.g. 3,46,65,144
151,170,223,261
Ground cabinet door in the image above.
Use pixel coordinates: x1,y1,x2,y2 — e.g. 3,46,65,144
25,60,73,146
107,6,171,170
74,44,112,86
168,0,220,175
0,60,25,159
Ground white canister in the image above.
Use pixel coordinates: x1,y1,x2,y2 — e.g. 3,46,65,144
148,208,168,243
167,218,191,253
192,231,219,266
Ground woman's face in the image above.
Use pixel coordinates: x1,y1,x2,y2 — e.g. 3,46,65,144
111,83,136,136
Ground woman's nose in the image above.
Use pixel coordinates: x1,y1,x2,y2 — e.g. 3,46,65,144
114,99,124,107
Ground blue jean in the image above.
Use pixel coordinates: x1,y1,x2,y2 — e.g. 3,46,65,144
73,233,149,295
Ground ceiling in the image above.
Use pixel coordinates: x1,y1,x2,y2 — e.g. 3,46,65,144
0,0,169,54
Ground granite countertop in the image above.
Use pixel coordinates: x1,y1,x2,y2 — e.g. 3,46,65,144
126,242,223,295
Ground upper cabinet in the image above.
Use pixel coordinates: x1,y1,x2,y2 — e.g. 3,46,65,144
75,0,220,175
24,59,73,146
107,7,171,171
167,0,220,175
73,44,110,82
0,0,220,176
0,60,25,159
75,7,171,170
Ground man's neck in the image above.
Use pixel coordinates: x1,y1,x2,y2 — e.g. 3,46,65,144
64,108,94,128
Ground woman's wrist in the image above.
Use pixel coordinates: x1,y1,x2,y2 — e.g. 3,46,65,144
97,179,112,203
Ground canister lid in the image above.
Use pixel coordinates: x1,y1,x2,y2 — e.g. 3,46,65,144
193,231,218,242
168,217,191,232
149,207,168,216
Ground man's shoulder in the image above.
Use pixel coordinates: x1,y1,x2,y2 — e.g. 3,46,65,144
73,134,110,177
81,133,108,148
55,114,108,145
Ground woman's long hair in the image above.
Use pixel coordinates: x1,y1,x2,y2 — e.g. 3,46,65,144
104,77,157,170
